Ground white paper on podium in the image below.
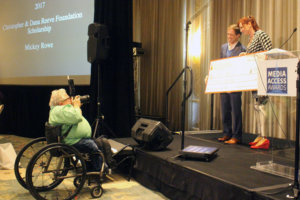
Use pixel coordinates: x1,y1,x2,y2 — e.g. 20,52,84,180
205,54,258,93
255,51,298,97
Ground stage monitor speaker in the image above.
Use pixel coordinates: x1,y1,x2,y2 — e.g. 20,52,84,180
131,118,173,151
87,23,110,63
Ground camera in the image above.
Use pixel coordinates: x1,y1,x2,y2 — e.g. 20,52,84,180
79,95,90,105
67,77,90,105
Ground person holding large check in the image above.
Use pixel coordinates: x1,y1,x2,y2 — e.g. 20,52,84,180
238,16,273,149
217,24,246,144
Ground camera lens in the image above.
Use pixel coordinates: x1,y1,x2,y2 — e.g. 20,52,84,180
79,95,90,104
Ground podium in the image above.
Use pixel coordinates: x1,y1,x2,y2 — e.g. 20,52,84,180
256,49,299,97
205,49,300,185
250,50,300,184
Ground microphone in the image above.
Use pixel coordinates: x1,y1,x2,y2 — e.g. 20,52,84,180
279,28,297,49
186,21,191,30
185,21,192,31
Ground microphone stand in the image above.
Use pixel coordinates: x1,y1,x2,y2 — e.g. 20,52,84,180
279,28,297,49
165,21,193,150
287,61,300,199
181,21,190,149
179,21,195,149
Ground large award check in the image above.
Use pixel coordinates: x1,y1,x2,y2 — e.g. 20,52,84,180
205,55,258,93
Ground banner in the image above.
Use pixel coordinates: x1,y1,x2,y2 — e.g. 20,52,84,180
256,56,298,97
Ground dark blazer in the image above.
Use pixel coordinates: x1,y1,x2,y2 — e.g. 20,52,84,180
220,42,246,58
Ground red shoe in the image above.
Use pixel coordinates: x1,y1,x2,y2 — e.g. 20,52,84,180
249,136,262,145
250,138,270,149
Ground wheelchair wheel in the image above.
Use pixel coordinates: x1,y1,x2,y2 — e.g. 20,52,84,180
91,185,103,198
73,176,82,188
14,137,47,189
26,143,87,200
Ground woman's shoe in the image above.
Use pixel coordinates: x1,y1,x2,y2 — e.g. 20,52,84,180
249,136,262,146
250,138,270,149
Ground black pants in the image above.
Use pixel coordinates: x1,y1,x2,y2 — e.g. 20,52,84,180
220,92,242,140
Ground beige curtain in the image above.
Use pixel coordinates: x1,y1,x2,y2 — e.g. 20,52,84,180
133,0,185,130
133,0,299,139
187,0,299,139
186,0,213,131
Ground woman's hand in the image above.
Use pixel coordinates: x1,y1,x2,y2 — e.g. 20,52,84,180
72,96,81,108
239,52,247,56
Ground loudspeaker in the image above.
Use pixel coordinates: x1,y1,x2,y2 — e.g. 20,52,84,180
87,23,110,63
131,118,173,151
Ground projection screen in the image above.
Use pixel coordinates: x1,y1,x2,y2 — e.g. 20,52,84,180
0,0,94,85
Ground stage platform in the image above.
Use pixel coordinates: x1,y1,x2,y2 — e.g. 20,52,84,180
113,133,296,200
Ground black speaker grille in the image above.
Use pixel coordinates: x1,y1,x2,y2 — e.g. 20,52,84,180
131,118,173,151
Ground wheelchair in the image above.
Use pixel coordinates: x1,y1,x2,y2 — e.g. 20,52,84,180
14,123,135,200
14,137,47,190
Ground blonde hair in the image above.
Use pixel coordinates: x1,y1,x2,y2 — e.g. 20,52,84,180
49,89,69,106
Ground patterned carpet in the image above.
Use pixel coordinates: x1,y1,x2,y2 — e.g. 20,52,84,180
0,134,169,200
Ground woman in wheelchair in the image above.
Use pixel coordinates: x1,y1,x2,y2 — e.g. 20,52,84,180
48,88,103,172
17,88,119,199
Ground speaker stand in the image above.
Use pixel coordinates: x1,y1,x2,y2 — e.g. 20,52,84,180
92,63,117,138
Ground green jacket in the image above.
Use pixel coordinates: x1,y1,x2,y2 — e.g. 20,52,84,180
49,104,92,145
